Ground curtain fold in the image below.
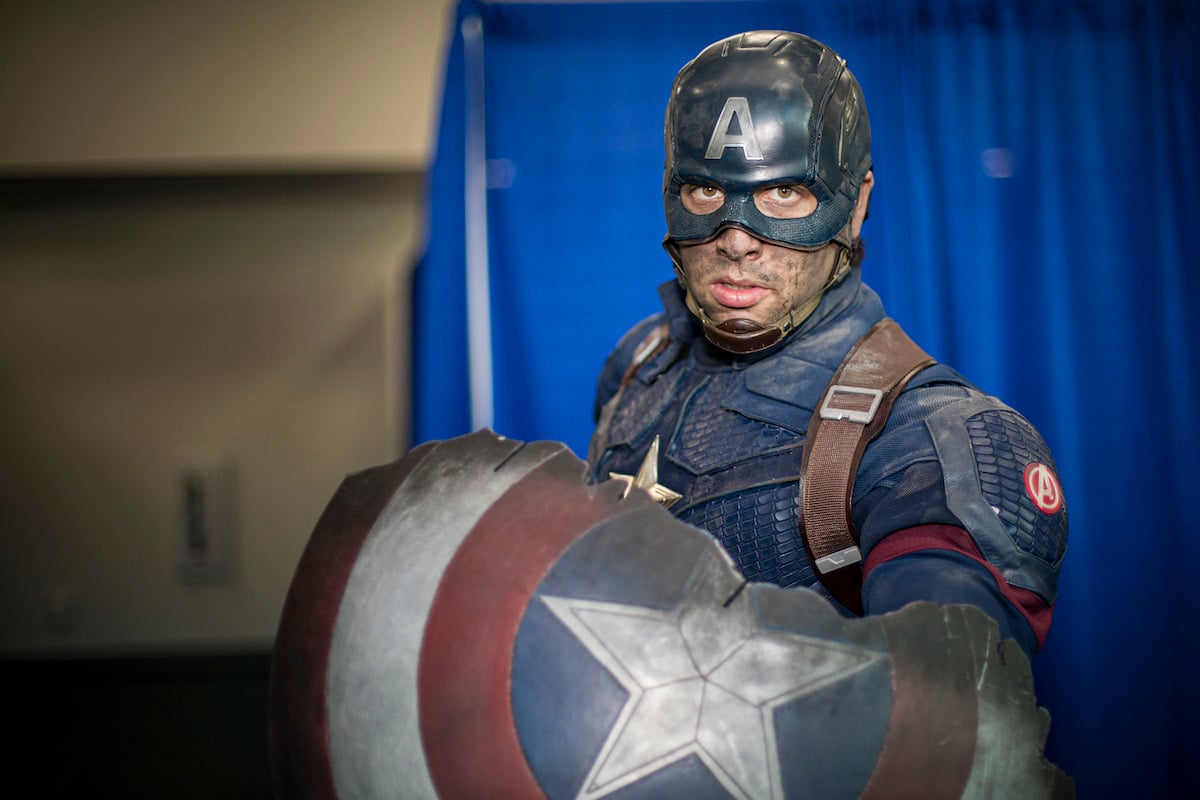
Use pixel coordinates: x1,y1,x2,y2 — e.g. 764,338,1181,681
413,2,1199,796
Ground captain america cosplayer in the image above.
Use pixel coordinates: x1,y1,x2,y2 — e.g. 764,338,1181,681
588,30,1067,658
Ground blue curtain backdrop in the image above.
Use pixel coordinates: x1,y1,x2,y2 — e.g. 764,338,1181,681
412,1,1198,796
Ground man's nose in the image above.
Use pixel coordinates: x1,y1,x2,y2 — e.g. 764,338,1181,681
715,226,763,260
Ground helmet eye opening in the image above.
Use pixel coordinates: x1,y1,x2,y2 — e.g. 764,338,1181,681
753,183,819,219
679,181,819,220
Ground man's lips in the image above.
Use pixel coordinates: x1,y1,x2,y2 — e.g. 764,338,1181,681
710,280,770,309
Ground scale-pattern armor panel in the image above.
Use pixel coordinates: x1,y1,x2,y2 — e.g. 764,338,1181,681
967,409,1068,567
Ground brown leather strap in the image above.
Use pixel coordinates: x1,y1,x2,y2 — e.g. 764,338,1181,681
800,318,936,614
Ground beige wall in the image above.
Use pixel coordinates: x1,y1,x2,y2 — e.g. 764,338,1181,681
1,0,452,174
0,1,455,656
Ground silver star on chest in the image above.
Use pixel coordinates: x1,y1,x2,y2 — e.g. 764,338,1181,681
539,547,885,800
608,434,682,509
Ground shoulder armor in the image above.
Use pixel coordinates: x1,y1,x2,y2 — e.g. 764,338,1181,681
925,396,1068,603
905,363,977,391
593,313,666,421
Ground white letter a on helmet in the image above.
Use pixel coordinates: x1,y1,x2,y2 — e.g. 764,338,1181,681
705,97,764,160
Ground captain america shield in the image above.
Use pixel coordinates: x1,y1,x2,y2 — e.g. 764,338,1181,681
269,430,1073,799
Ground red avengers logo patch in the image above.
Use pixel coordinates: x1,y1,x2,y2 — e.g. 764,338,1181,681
1023,462,1063,514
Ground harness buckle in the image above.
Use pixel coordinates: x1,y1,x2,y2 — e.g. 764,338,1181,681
819,385,884,425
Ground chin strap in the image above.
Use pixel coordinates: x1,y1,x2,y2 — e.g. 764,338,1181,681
674,244,854,355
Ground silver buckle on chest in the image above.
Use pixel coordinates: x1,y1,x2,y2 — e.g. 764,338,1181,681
819,385,883,425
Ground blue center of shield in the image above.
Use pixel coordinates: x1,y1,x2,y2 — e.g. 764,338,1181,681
509,506,892,799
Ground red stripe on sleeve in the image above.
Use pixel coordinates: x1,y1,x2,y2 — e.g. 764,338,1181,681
863,523,1053,648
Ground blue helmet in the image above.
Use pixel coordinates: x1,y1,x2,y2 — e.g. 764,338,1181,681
664,31,872,251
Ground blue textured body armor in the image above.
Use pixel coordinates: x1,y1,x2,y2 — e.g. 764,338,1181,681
588,271,1067,651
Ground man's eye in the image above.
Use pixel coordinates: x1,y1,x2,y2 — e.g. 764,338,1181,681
768,186,798,201
755,185,818,218
689,185,722,201
680,184,725,214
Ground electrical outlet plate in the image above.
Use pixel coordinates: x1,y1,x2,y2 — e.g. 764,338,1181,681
177,455,237,584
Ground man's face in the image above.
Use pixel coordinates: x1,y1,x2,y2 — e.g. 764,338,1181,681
674,182,841,328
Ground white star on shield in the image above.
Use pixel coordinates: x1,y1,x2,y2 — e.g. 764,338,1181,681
539,547,885,800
